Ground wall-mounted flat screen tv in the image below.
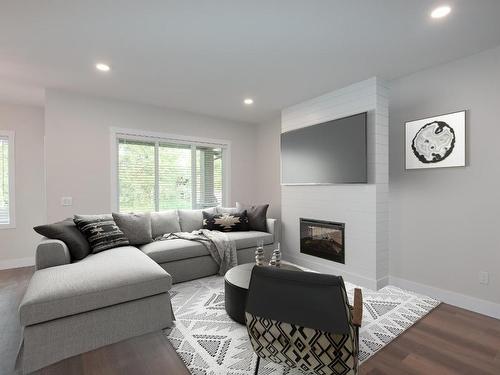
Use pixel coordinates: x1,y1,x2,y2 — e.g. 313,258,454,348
281,112,367,184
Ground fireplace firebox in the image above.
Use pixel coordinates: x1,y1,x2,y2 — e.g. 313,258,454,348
300,218,345,264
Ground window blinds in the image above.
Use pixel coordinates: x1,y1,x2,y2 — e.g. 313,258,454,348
118,139,156,212
0,137,9,225
158,143,193,210
117,137,225,212
195,146,223,209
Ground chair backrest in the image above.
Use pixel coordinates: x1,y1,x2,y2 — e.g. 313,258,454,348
246,266,351,332
245,266,357,375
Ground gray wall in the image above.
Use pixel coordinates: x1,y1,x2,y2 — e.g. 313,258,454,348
255,117,281,220
0,103,45,268
44,90,259,222
389,45,500,306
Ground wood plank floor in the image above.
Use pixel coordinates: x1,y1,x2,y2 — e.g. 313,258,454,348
1,267,499,375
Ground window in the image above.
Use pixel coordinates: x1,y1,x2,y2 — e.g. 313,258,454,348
113,130,228,212
0,131,15,228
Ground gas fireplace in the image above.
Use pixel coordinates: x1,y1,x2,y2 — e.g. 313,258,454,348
300,218,345,264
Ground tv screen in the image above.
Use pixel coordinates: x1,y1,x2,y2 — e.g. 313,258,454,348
281,112,367,184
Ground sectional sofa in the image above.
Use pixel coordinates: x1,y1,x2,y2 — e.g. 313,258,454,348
17,208,279,373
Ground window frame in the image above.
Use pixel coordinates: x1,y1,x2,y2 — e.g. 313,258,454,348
110,127,231,212
0,130,15,229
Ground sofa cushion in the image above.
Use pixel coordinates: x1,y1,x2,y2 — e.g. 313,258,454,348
225,231,274,249
74,214,129,253
139,239,210,264
112,212,152,245
151,210,181,238
19,246,171,326
178,207,216,232
34,219,90,260
140,231,273,265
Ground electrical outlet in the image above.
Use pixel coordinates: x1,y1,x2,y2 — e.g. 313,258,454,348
479,271,489,285
61,197,73,206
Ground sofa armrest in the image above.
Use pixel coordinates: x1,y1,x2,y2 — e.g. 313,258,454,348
35,238,71,270
266,218,280,243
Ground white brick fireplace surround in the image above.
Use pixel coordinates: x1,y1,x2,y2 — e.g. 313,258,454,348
281,77,389,290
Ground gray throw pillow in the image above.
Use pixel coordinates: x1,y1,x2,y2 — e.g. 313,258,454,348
112,212,152,245
34,218,91,260
236,202,269,232
178,207,217,232
150,210,181,239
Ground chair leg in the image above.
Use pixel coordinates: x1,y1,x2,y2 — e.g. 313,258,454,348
254,356,260,375
354,326,360,373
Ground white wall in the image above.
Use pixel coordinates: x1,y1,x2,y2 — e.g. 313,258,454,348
389,45,500,317
0,104,44,268
255,117,281,220
44,90,258,222
280,78,389,289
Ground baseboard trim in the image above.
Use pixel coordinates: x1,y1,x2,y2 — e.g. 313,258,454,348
389,276,500,319
283,254,379,290
0,257,34,270
281,256,499,319
376,276,390,289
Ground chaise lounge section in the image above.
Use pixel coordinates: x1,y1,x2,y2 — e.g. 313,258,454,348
18,246,174,374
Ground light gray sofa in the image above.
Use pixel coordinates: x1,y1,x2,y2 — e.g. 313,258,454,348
18,210,279,373
145,218,279,283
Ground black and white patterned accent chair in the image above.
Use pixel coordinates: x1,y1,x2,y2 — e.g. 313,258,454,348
245,266,363,375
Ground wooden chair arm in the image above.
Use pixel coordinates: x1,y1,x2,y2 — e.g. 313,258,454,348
352,288,363,327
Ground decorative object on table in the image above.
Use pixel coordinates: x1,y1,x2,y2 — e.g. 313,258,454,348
255,239,264,266
271,242,281,267
269,255,276,267
405,110,466,170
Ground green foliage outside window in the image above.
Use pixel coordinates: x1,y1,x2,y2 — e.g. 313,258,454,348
118,139,223,212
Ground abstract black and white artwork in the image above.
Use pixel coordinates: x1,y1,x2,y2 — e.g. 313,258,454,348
405,110,466,170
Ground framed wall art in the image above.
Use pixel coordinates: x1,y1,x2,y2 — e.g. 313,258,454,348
405,110,466,170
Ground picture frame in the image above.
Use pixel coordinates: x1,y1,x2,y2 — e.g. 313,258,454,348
405,110,466,170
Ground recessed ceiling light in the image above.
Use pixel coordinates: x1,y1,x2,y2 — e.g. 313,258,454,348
95,63,110,72
243,98,254,105
431,5,451,19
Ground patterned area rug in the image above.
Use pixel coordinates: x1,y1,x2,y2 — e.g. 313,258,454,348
164,275,439,375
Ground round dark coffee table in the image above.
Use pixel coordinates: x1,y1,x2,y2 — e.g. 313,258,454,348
224,263,302,324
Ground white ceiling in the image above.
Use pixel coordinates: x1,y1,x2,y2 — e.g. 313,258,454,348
1,0,500,123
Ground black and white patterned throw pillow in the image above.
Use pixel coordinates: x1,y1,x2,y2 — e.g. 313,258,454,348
74,214,130,253
202,210,250,232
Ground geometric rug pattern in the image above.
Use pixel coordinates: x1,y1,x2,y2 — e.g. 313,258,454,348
164,275,439,375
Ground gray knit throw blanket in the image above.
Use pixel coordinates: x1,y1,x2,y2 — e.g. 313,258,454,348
159,229,237,275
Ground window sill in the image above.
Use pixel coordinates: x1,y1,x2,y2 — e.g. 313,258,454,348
0,224,16,230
